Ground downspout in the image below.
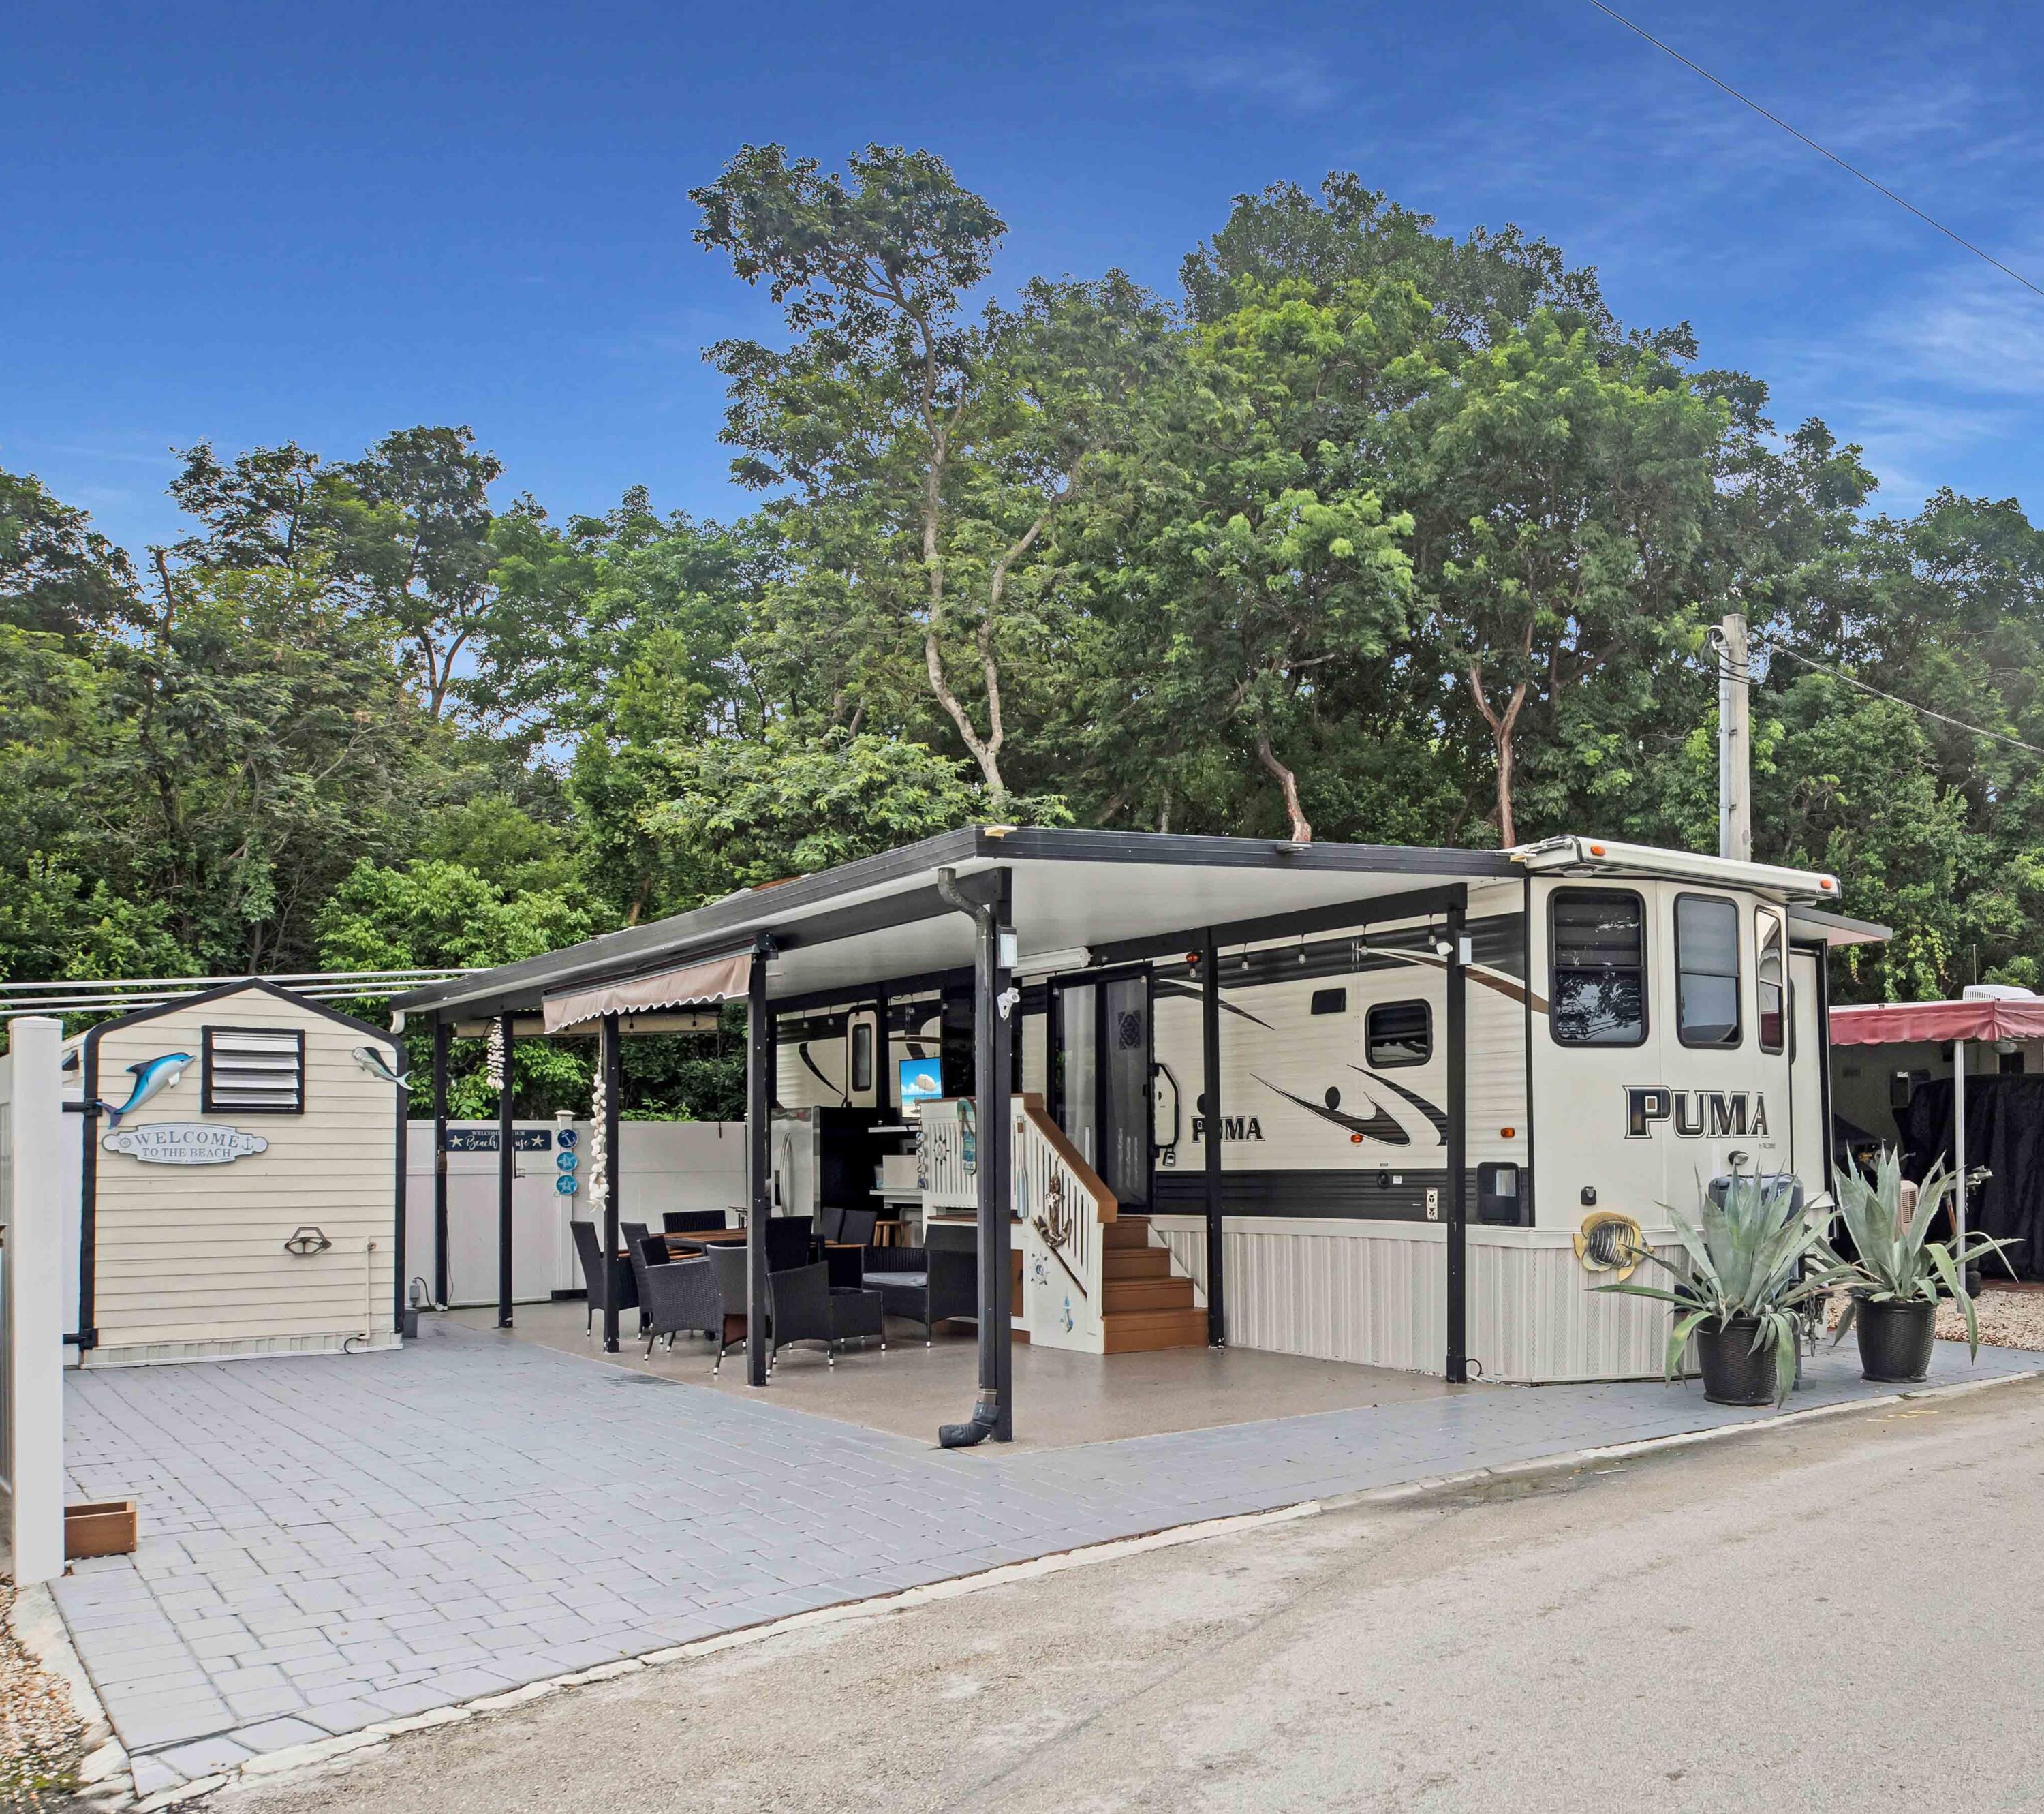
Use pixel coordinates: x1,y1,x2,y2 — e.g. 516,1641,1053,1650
936,865,1010,1449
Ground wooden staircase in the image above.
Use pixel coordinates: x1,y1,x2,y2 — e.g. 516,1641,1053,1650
1098,1215,1207,1353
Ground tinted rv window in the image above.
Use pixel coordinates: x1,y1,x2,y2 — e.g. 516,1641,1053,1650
1675,894,1742,1047
1550,891,1646,1046
1756,910,1785,1054
1366,1000,1431,1066
850,1021,873,1093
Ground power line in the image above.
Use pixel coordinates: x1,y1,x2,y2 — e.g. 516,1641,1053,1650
1758,638,2044,758
1582,0,2044,303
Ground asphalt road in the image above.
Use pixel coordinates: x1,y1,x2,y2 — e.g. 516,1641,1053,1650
207,1377,2044,1814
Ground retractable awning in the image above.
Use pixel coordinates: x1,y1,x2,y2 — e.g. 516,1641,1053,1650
542,949,752,1034
1829,998,2044,1046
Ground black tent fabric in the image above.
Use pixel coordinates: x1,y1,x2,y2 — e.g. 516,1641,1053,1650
1901,1075,2044,1279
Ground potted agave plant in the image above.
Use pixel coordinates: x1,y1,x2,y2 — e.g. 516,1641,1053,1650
1596,1171,1827,1406
1820,1151,2012,1384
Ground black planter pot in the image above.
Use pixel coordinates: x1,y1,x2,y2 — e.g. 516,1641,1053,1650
1856,1297,1937,1384
1693,1317,1778,1407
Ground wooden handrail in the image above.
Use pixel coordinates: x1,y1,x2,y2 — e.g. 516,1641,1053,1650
1015,1092,1117,1223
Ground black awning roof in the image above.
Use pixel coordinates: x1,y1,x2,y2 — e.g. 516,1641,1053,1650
390,828,1519,1023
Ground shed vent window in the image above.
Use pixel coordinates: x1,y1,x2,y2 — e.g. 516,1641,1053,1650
203,1026,305,1114
1365,1000,1431,1066
1675,894,1742,1048
1551,889,1646,1047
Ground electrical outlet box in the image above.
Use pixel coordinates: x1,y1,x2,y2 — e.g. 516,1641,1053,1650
1425,1187,1440,1220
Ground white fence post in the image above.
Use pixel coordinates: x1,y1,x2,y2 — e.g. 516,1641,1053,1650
3,1016,65,1585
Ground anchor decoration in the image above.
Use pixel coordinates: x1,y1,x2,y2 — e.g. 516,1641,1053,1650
1059,1296,1074,1334
1033,1173,1072,1256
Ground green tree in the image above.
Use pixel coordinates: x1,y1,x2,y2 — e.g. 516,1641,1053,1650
1397,314,1726,845
692,144,1173,806
1081,277,1421,840
636,724,997,905
0,467,137,636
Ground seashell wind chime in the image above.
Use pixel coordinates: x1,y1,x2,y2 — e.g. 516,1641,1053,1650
587,1062,609,1204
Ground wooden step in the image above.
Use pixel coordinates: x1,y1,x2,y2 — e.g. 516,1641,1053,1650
1102,1216,1153,1250
1102,1275,1196,1314
1100,1306,1210,1353
1101,1246,1172,1280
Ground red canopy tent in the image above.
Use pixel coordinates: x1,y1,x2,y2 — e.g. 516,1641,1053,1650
1829,994,2044,1255
1830,998,2044,1047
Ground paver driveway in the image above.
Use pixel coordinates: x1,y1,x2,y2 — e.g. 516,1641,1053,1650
58,1321,2037,1796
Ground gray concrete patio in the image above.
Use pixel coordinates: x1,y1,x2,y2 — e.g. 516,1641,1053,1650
57,1321,2039,1799
451,1295,1464,1447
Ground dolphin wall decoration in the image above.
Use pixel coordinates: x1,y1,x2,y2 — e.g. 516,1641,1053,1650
102,1052,194,1129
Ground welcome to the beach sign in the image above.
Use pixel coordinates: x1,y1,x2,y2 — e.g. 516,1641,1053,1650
101,1122,270,1166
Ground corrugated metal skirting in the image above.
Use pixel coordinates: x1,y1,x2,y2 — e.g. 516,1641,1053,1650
1155,1220,1687,1383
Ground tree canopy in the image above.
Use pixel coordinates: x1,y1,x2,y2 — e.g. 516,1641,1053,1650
5,144,2040,1110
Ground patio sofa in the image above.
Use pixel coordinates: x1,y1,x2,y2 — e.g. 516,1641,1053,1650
861,1221,978,1344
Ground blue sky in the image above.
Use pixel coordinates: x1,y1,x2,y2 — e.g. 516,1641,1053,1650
5,0,2041,560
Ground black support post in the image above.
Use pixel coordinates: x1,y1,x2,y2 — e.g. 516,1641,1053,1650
745,938,773,1387
975,873,1015,1441
1201,928,1226,1347
392,1035,409,1334
431,1018,450,1307
1444,898,1469,1383
933,864,1012,1449
601,1012,623,1355
497,1009,515,1329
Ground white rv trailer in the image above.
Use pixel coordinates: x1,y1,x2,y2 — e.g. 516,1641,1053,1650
768,833,1882,1382
394,827,1886,1417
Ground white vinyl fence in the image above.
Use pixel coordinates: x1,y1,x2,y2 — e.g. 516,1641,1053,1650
1,1017,64,1584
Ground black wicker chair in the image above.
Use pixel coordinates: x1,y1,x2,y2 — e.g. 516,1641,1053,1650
763,1215,815,1272
629,1237,719,1357
707,1244,752,1374
621,1220,666,1264
569,1219,638,1337
837,1206,878,1247
865,1223,978,1345
766,1261,836,1369
829,1284,886,1352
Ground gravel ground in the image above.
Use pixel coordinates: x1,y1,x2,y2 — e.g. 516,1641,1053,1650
0,1576,85,1812
1820,1283,2044,1351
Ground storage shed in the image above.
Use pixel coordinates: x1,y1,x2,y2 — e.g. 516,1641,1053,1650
60,979,407,1366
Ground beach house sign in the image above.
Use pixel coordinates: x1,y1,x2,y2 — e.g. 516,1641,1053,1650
102,1122,269,1166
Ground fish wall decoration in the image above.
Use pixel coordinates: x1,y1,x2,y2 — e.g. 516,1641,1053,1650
351,1045,411,1088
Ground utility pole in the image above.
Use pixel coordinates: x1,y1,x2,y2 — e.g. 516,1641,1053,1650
1716,611,1751,863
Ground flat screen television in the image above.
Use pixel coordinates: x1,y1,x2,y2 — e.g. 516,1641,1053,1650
897,1056,944,1117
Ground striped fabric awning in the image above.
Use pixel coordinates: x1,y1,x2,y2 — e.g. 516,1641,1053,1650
541,951,752,1034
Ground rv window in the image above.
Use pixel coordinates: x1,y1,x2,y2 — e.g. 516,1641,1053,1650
849,1021,874,1094
1366,1000,1431,1066
1310,987,1348,1016
1549,890,1646,1046
1675,894,1742,1048
1756,910,1785,1054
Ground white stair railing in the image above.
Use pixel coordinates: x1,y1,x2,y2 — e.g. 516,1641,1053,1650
1012,1093,1117,1353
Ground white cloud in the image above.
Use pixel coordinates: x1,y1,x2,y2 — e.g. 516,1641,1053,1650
1164,46,1345,115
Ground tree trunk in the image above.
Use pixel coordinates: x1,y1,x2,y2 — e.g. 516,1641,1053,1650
1254,728,1312,843
1464,660,1528,848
